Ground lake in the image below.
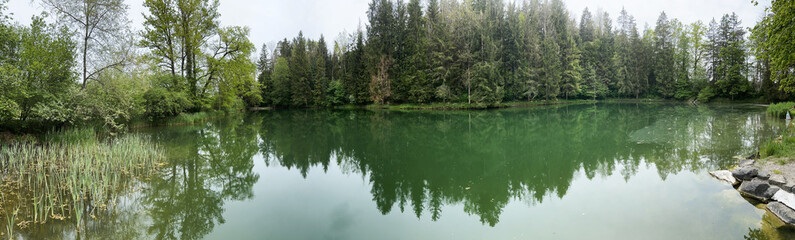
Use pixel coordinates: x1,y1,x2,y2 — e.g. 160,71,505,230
25,103,795,239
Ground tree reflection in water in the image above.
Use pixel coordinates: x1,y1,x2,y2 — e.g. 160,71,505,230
256,103,780,226
47,103,776,239
142,114,261,239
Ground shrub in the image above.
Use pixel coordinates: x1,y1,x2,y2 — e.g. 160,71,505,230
325,80,346,106
0,96,20,121
142,87,193,120
767,102,795,119
697,86,716,103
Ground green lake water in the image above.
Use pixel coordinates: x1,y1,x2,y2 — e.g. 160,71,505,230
24,103,795,239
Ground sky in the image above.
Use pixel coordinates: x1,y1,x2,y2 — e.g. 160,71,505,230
5,0,771,54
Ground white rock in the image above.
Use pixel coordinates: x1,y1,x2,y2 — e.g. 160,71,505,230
710,170,738,185
773,190,795,210
770,174,787,187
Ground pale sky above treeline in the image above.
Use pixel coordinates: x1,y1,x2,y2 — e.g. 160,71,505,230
6,0,771,53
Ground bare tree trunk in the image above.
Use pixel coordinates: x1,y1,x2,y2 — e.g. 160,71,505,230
467,69,471,105
82,3,89,89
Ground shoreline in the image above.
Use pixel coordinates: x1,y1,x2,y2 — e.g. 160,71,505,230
711,156,795,229
333,98,674,111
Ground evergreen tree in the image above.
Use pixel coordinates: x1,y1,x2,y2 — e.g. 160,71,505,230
257,46,273,105
271,57,291,106
654,12,676,98
714,13,749,100
579,8,595,43
290,32,312,106
405,0,431,103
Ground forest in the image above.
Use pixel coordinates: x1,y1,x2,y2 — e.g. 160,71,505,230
0,0,793,131
261,0,790,107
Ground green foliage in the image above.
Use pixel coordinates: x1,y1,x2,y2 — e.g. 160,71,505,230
142,0,259,111
249,0,781,108
713,14,749,100
270,57,292,106
0,130,163,231
674,80,695,100
697,86,717,103
759,127,795,159
2,17,76,121
654,12,676,98
761,139,783,158
766,102,795,119
290,32,312,106
169,112,212,125
470,61,503,105
142,87,194,120
42,127,97,145
210,26,260,111
436,84,452,103
342,30,369,105
0,96,19,120
0,0,788,136
752,0,795,94
325,80,347,107
78,71,147,131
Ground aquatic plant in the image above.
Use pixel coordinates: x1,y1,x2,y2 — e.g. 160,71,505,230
766,102,795,119
0,130,164,235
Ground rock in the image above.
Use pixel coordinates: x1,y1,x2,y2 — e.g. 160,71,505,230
710,170,739,185
747,152,760,160
786,182,795,192
770,174,788,188
766,187,781,201
739,159,755,168
739,179,780,201
774,190,795,210
758,170,772,180
768,201,795,225
732,167,759,181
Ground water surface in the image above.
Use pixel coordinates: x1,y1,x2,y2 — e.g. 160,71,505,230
26,103,795,239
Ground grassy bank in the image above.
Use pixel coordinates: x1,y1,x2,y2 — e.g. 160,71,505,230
758,103,795,165
760,123,795,164
0,128,164,236
768,102,795,119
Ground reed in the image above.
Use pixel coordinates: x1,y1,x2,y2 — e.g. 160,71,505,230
767,102,795,119
0,130,164,234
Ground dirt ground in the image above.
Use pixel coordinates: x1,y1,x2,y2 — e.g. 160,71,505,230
755,157,795,181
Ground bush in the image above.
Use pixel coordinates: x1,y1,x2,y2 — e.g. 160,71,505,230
697,86,716,103
80,71,146,131
325,80,346,106
767,102,795,119
142,87,194,120
0,96,20,121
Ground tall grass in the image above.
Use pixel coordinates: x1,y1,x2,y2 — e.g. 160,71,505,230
767,102,795,119
761,139,784,158
41,127,98,145
0,130,164,235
